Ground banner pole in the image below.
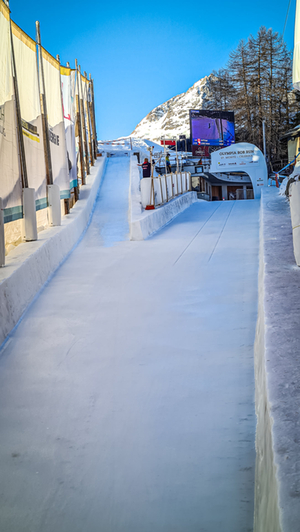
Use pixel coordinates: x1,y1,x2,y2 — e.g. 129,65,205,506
84,71,94,166
9,16,28,189
10,13,38,240
66,61,79,202
75,59,86,186
78,65,90,175
89,74,97,159
36,21,53,187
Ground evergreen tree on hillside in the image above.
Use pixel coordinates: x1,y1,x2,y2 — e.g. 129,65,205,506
207,27,297,163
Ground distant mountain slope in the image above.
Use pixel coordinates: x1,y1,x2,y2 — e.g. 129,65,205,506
131,75,212,142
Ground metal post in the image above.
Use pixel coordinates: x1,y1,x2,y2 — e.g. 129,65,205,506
262,120,267,161
75,59,85,185
163,140,167,175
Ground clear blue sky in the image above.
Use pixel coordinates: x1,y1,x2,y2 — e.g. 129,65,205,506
10,0,296,140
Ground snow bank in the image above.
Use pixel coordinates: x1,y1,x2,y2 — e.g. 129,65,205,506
0,156,107,348
129,155,198,240
254,187,300,532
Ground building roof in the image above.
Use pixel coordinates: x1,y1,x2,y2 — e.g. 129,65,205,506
200,172,251,187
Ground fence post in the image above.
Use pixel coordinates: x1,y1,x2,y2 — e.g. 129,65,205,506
22,188,38,240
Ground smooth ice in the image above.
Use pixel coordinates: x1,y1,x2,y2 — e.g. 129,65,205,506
0,157,259,532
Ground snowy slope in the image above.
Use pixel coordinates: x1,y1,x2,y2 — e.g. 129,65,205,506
131,75,213,142
98,137,164,154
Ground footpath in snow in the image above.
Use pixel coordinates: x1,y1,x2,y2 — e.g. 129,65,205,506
0,157,259,532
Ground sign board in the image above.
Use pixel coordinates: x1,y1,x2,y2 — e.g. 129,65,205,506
161,140,175,146
210,142,267,198
192,145,210,157
190,109,235,148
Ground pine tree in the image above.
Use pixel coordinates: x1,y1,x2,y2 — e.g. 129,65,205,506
208,27,297,164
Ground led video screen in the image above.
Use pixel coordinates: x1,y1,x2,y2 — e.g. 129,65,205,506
190,110,235,147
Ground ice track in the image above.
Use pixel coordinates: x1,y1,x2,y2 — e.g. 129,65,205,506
0,157,259,532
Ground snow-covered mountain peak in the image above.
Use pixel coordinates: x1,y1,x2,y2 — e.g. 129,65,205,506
131,75,213,142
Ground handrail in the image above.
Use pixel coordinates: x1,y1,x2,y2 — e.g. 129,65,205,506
274,151,300,187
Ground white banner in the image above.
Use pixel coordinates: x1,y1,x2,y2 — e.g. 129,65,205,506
82,75,92,161
294,0,300,90
0,1,22,223
61,66,77,189
41,48,70,198
12,21,47,211
80,73,89,163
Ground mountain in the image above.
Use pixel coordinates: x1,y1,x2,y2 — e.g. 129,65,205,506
131,75,212,142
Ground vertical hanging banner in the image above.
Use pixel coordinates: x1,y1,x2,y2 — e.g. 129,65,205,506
60,66,77,189
74,63,85,184
11,21,47,211
41,48,70,198
0,0,22,223
79,71,89,174
82,74,93,164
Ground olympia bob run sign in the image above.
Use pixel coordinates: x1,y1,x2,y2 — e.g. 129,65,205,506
210,142,268,198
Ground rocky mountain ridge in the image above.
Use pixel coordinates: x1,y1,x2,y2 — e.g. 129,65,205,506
131,75,213,142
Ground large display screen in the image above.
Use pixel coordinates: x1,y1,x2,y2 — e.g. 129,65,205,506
190,110,235,148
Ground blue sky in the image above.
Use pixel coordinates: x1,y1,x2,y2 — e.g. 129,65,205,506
10,0,296,140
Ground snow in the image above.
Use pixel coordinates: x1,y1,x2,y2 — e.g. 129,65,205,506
131,76,212,142
98,137,164,155
0,157,260,531
2,153,299,530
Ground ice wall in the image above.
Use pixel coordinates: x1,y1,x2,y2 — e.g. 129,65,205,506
0,157,107,347
254,202,281,531
254,188,300,531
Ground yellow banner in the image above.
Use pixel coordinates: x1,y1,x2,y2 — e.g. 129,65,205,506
42,47,59,70
60,66,71,76
11,20,35,52
0,0,9,21
22,129,40,143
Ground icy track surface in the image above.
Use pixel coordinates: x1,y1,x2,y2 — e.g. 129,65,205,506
0,157,259,532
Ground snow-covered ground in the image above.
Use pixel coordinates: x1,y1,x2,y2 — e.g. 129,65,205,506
0,156,259,531
98,137,164,156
